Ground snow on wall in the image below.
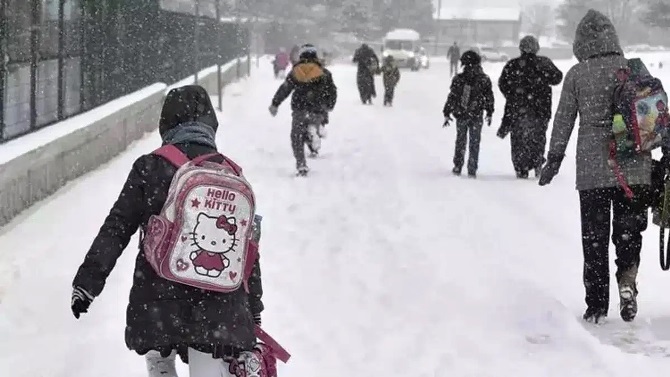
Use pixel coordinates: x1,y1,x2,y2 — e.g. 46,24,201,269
0,58,250,227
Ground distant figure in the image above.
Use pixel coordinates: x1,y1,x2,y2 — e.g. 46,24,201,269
273,48,290,79
447,41,461,77
352,43,380,105
381,55,401,106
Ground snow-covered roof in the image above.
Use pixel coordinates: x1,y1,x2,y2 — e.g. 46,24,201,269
434,7,521,22
384,29,421,41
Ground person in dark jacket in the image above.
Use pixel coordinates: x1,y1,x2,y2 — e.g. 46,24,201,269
352,43,380,104
269,44,338,175
443,51,495,178
498,35,563,179
447,41,461,77
71,85,264,375
381,55,401,106
539,10,660,324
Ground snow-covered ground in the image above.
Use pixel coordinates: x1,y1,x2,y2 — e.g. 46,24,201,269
2,56,670,376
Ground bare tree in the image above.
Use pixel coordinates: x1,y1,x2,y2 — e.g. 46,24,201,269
523,3,553,39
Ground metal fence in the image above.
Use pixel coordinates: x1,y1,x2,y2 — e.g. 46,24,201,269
0,0,249,143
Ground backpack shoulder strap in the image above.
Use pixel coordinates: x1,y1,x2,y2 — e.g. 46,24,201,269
190,153,243,176
153,145,190,168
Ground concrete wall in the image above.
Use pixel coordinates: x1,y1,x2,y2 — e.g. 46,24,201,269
0,59,249,227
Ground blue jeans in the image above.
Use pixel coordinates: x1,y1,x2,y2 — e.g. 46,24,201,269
453,117,483,173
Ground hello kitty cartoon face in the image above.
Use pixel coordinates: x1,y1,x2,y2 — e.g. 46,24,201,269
191,213,239,254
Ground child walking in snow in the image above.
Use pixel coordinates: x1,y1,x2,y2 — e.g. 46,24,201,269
442,51,495,178
71,85,277,377
381,56,400,106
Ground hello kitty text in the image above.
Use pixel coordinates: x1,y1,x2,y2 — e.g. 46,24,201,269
204,188,237,214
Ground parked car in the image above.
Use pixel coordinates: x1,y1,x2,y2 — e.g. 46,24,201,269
470,46,509,62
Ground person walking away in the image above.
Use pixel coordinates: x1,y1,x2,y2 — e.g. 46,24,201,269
381,55,401,106
447,41,461,78
443,51,494,178
499,35,563,179
70,85,270,376
538,9,666,323
353,43,380,104
269,44,338,176
273,48,291,79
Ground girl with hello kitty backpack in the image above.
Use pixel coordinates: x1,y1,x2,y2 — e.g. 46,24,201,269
71,85,289,377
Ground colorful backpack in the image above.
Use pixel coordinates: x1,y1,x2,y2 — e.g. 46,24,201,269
142,145,259,293
610,58,670,198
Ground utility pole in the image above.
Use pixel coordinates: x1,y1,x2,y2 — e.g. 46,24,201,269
435,0,442,55
216,0,222,111
194,0,200,84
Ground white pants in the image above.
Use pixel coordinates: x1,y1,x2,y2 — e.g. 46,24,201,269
145,349,234,377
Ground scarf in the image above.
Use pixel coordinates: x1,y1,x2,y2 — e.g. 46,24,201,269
161,121,217,149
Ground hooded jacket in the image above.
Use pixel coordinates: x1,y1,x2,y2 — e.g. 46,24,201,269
499,52,563,121
72,85,264,359
443,62,494,120
271,58,337,114
547,9,651,191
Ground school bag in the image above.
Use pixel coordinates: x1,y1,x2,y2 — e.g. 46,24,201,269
610,58,670,198
142,144,259,293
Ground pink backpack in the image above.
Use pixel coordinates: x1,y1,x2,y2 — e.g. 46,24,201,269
143,145,259,293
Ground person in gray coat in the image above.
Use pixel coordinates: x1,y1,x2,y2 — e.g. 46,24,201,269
539,9,652,324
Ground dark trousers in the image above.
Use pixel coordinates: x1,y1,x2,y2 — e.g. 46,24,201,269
384,84,396,105
579,186,649,313
450,61,458,77
291,112,322,168
510,116,548,173
453,118,483,173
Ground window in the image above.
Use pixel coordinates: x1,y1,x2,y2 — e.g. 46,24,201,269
62,58,81,116
63,0,81,57
39,0,60,59
384,40,414,51
4,65,32,138
6,0,32,63
35,59,59,126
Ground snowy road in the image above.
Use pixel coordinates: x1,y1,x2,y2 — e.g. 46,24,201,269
2,57,670,376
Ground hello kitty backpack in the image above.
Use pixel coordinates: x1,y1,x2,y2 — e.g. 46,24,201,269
142,144,259,293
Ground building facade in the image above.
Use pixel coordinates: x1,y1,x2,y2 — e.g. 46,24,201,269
434,7,521,46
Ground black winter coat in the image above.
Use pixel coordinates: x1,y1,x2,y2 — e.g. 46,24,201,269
443,66,495,120
498,53,563,121
72,86,263,360
271,58,337,114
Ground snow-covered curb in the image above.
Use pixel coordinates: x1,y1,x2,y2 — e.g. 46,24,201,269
0,58,250,227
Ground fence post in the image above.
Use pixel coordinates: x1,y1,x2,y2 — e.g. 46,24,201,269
57,0,65,120
0,0,6,140
216,0,222,111
194,0,200,84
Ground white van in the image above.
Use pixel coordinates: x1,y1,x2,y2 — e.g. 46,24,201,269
382,28,422,71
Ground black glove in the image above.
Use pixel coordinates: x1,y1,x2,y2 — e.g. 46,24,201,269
539,153,564,186
71,286,94,319
253,313,262,325
485,113,492,127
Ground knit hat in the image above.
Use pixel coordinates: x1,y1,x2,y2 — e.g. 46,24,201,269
460,50,481,66
519,35,540,54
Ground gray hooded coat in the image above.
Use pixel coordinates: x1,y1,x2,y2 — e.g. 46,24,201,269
548,9,652,191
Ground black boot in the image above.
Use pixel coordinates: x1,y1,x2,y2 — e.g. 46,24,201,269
452,166,462,176
583,307,608,324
